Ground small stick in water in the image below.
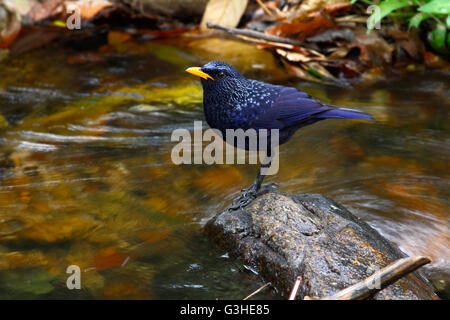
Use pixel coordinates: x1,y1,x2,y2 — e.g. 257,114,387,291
321,256,431,300
288,276,302,300
243,282,271,300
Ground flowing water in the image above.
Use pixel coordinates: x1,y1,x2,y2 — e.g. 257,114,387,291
0,34,448,299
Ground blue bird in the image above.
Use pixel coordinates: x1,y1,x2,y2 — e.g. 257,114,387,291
186,61,374,209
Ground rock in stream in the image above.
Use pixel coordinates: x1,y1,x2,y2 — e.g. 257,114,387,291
204,189,438,299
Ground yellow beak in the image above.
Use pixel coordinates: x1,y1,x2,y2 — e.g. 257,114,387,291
185,67,214,80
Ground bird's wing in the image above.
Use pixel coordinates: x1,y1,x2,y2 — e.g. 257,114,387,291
250,86,374,130
250,87,330,130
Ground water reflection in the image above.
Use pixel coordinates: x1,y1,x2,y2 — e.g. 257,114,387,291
0,38,448,299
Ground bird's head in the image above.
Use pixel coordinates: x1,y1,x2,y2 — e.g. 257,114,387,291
185,61,245,93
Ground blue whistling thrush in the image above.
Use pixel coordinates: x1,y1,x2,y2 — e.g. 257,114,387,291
186,61,374,209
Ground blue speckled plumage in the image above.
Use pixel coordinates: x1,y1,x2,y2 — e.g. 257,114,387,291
197,61,375,149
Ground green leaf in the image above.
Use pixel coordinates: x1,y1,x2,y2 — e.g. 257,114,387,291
307,69,324,79
367,0,415,31
446,14,450,27
409,12,433,29
428,23,447,51
419,0,450,15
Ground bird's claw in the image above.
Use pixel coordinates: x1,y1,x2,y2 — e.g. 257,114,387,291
229,184,259,211
229,182,278,211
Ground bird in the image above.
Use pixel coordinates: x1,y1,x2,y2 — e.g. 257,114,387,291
186,60,374,210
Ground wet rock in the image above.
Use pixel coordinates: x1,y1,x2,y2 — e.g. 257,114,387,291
204,189,438,299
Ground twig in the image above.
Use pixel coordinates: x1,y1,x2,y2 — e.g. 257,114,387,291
256,0,275,18
206,22,304,47
288,276,302,300
321,256,431,300
243,282,271,300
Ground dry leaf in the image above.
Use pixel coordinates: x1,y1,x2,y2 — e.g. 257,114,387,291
350,27,393,66
386,28,425,60
200,0,249,30
276,48,324,63
304,61,336,79
326,46,350,59
281,59,328,84
266,11,334,39
27,0,63,21
5,0,39,16
64,0,113,20
0,5,21,49
288,0,350,23
242,36,297,50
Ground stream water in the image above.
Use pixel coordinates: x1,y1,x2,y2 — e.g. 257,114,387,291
0,34,448,299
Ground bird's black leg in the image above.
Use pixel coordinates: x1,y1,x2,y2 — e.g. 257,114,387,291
229,158,276,211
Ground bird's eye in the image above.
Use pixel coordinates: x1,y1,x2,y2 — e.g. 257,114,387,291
217,71,226,79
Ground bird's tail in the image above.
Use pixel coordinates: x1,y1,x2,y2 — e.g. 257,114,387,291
317,106,375,120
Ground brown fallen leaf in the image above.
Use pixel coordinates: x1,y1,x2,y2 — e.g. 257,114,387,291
250,37,298,50
233,32,319,55
276,48,324,63
27,0,63,22
0,5,21,49
349,27,393,67
63,0,114,20
326,46,350,59
385,28,425,61
266,11,335,40
281,59,328,84
200,0,249,30
288,0,350,23
305,61,336,79
4,0,38,16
